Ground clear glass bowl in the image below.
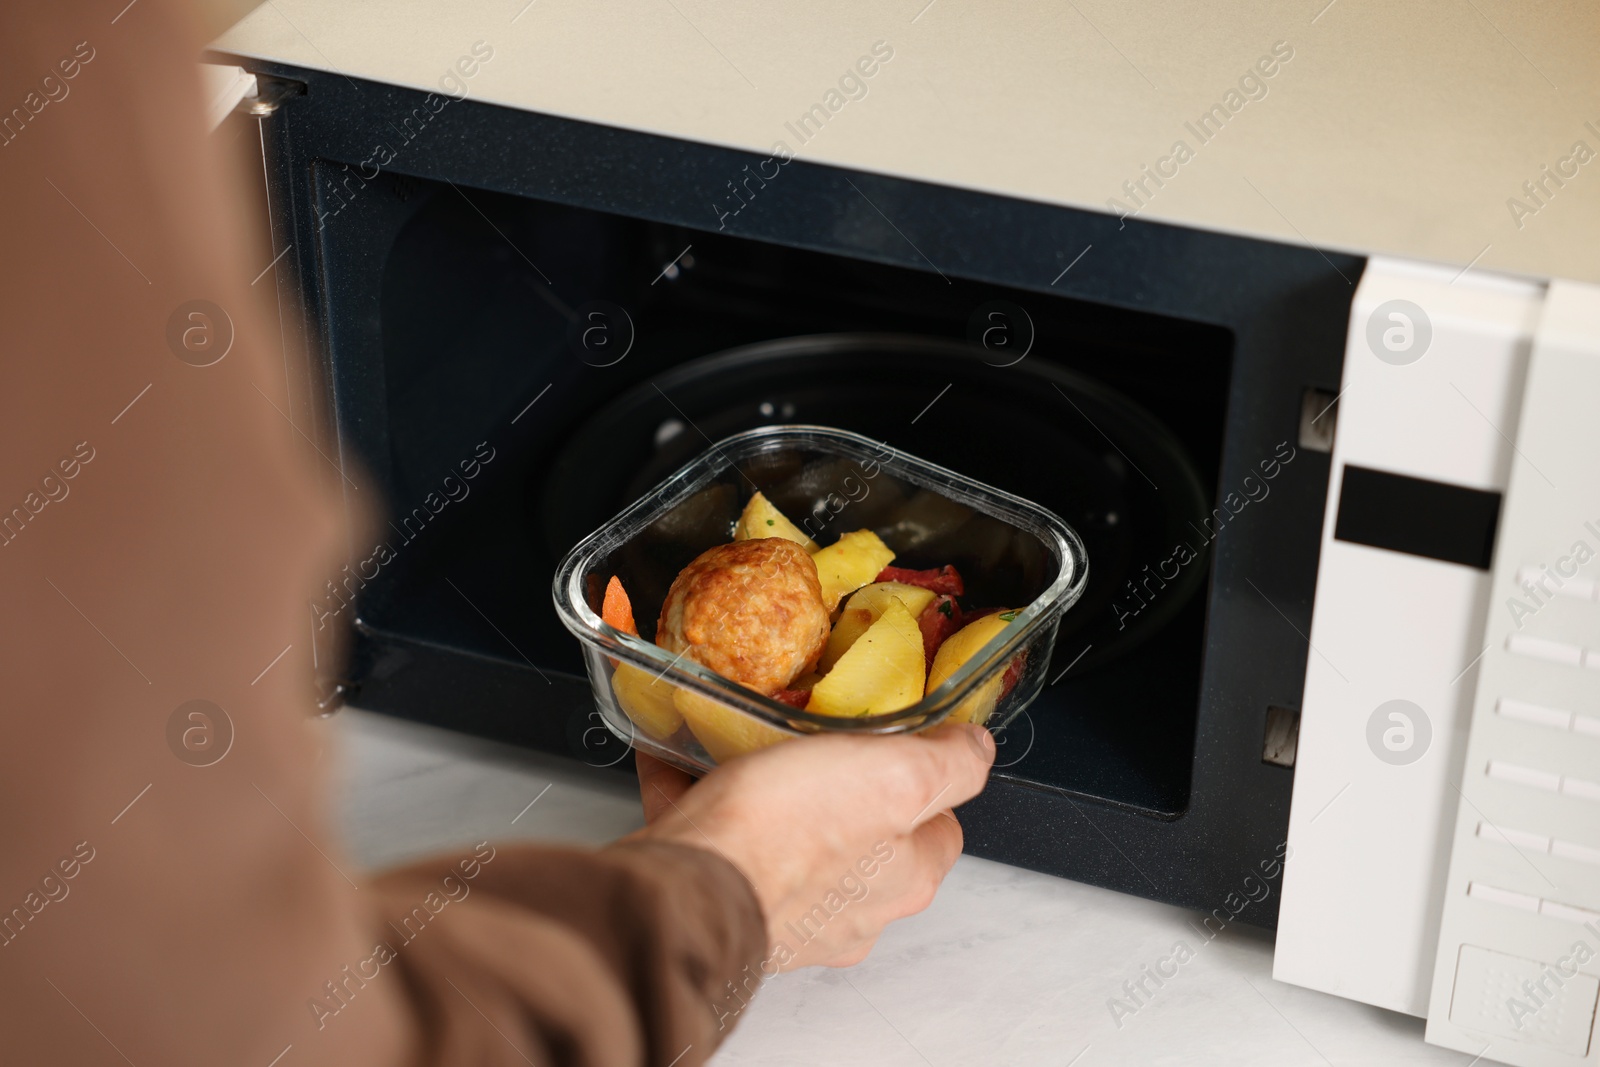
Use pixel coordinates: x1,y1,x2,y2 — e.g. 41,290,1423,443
552,426,1089,774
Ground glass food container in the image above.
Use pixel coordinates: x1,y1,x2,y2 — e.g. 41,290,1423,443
552,426,1089,774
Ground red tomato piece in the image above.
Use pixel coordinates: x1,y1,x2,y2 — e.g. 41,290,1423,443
875,564,965,596
916,594,964,668
999,650,1029,700
773,688,811,709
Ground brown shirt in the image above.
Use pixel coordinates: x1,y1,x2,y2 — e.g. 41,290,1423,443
0,3,764,1064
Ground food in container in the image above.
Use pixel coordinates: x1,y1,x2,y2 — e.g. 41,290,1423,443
553,426,1088,774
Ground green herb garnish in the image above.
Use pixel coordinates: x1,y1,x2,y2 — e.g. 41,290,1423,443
766,519,775,526
999,610,1019,622
938,601,954,617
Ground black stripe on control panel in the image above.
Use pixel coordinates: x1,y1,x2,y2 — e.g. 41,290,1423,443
1334,465,1502,570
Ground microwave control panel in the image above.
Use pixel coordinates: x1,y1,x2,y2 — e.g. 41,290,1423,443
1425,280,1600,1067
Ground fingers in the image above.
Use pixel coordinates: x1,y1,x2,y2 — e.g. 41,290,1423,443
888,809,965,920
822,935,878,969
724,723,993,835
636,724,989,972
635,752,694,824
810,811,964,967
891,722,994,831
921,809,965,878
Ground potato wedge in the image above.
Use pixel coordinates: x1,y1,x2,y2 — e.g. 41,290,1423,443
733,491,818,552
610,662,683,740
806,599,926,716
675,687,794,763
925,613,1016,726
819,582,937,672
810,529,895,611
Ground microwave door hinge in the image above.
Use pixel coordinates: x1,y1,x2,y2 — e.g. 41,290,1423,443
239,73,307,117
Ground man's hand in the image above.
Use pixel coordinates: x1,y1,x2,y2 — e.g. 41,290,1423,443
630,724,994,969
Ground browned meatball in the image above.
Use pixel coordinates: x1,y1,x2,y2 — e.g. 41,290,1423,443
656,538,830,695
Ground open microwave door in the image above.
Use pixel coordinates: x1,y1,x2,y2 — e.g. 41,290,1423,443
1275,261,1600,1065
1274,258,1545,1016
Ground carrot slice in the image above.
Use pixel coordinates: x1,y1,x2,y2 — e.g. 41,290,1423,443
602,575,638,636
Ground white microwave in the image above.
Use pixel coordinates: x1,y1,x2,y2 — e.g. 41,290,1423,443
209,5,1600,1063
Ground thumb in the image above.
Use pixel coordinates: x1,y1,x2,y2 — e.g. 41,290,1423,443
896,722,995,831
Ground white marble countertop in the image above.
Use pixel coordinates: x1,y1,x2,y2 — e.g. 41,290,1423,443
330,708,1474,1066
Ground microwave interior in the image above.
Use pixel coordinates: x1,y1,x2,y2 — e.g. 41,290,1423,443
325,170,1230,819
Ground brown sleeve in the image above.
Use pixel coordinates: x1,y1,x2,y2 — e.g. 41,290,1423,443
368,841,766,1066
0,3,764,1066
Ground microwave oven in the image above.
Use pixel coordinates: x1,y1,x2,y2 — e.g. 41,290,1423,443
209,7,1599,1063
